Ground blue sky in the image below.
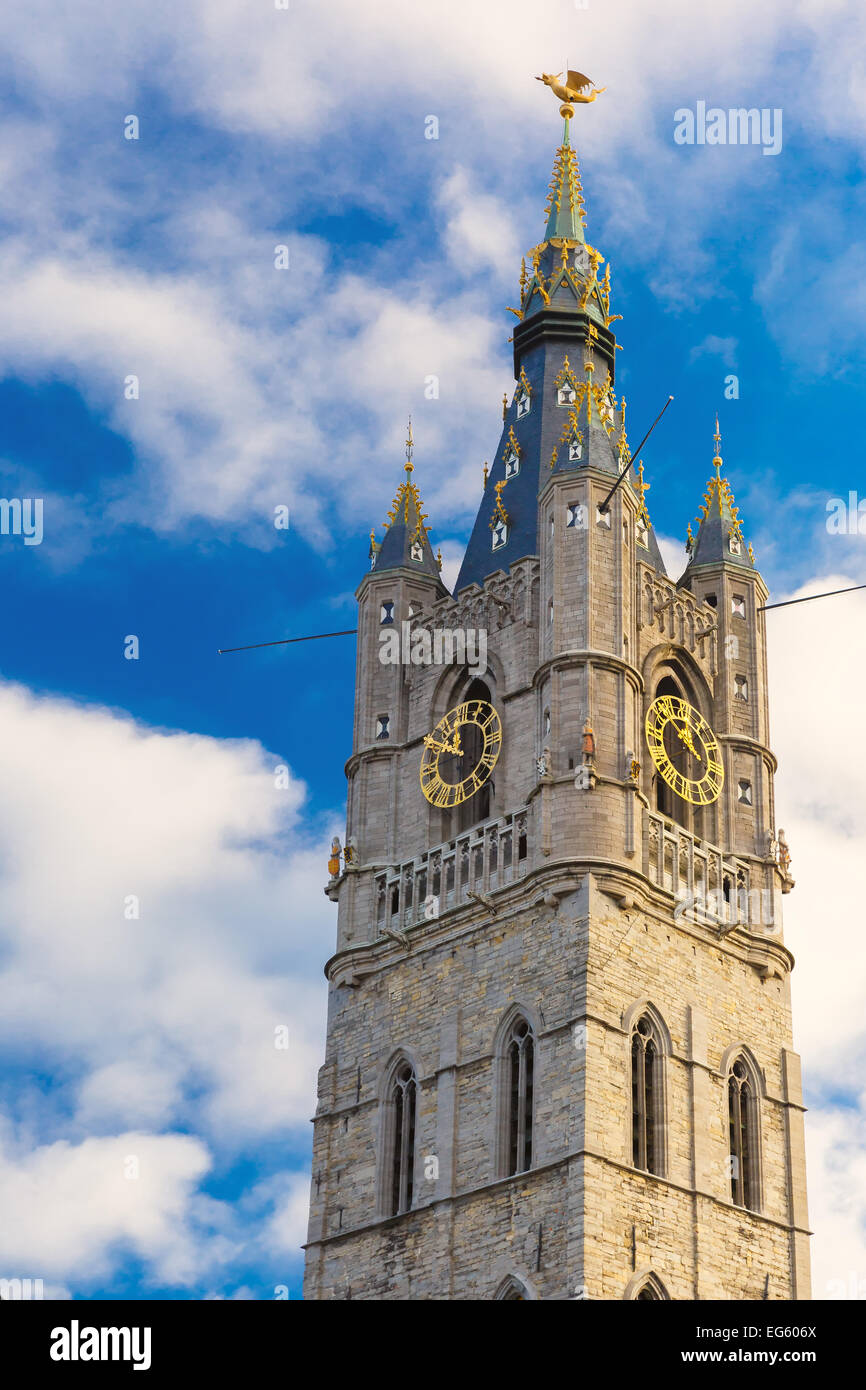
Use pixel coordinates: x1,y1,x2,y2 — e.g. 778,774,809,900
0,0,865,1300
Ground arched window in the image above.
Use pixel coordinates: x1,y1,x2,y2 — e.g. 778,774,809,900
505,1016,534,1176
631,1014,664,1175
624,1003,669,1176
627,1272,670,1300
728,1056,759,1211
495,1274,531,1300
387,1061,417,1216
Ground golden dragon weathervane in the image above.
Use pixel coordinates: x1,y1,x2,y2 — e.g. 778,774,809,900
536,69,606,118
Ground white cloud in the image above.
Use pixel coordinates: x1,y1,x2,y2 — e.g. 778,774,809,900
656,532,687,581
805,1108,866,1300
0,0,863,556
258,1170,313,1257
768,575,866,1294
438,168,522,281
0,679,333,1291
0,1128,216,1286
437,538,467,594
689,335,738,369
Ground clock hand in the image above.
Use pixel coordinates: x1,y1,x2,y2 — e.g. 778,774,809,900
674,723,702,761
424,730,464,757
423,734,457,755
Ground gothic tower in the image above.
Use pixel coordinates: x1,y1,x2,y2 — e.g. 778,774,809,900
302,108,810,1301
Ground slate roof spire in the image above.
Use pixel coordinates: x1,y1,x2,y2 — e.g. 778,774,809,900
368,419,444,581
454,111,667,593
683,416,757,573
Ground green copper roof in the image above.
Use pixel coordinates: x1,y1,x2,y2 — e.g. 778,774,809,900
543,119,587,243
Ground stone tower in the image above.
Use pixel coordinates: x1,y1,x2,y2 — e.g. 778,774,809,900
302,110,810,1301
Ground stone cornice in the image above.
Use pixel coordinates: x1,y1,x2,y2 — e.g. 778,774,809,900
304,1147,811,1255
322,855,795,985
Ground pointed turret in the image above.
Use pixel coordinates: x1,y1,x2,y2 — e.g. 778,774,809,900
368,421,445,585
682,418,757,577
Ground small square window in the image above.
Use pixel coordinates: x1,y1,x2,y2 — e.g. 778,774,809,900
380,602,394,625
516,393,530,418
732,594,746,618
376,715,390,740
568,439,583,462
636,520,649,548
734,675,748,701
504,451,520,479
596,506,611,529
410,540,424,562
729,531,742,555
737,779,752,805
492,520,508,550
567,502,586,529
557,384,577,406
705,593,718,609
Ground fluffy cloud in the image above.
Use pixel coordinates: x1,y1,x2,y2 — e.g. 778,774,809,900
0,680,333,1291
768,576,866,1295
0,0,863,555
0,1129,215,1286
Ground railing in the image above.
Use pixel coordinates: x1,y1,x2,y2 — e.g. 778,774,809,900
645,810,755,930
375,808,529,934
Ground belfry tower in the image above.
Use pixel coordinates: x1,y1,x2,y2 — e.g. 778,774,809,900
303,99,810,1301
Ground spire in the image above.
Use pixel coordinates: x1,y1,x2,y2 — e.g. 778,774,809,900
367,419,444,583
514,118,620,344
455,77,633,594
543,117,587,242
684,417,756,572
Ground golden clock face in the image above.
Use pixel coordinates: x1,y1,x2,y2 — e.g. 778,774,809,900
420,699,502,807
644,695,724,806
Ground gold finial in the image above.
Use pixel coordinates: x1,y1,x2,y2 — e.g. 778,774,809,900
490,479,510,529
535,70,606,106
502,391,508,420
687,521,694,549
405,416,414,474
519,257,527,293
436,547,443,571
712,412,722,474
483,460,489,489
584,321,597,374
